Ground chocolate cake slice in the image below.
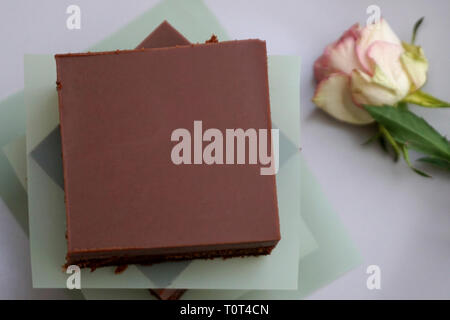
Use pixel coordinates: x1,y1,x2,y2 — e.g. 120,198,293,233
55,27,280,270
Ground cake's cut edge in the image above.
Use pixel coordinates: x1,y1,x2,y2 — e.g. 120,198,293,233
64,244,277,271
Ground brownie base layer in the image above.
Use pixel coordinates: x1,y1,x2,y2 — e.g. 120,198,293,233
65,245,276,271
149,289,187,300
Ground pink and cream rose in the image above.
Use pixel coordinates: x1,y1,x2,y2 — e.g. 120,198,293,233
312,19,428,124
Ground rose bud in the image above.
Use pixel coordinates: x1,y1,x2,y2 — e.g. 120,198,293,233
312,19,428,125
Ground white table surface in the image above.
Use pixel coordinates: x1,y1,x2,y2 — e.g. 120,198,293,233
0,0,448,299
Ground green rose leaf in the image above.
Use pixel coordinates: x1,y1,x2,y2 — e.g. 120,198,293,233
363,105,450,162
400,144,431,177
417,156,450,171
403,90,450,108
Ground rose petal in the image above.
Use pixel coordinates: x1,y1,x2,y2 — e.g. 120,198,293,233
367,40,411,97
356,18,401,75
314,23,363,82
400,42,429,91
350,69,406,106
327,32,364,76
312,73,374,125
314,52,334,83
341,23,362,40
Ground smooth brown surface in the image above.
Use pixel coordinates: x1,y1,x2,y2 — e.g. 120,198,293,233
144,23,194,301
56,37,280,267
